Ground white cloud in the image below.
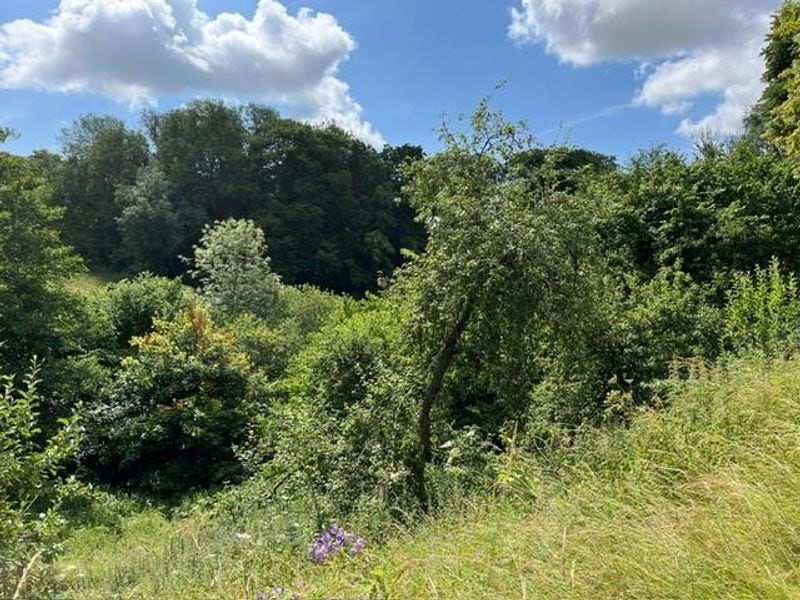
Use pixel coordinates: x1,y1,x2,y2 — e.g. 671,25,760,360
509,0,779,136
0,0,384,146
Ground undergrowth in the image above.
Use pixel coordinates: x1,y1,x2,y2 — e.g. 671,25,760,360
40,353,800,599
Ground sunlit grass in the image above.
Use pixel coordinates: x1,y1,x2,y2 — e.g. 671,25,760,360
67,270,124,294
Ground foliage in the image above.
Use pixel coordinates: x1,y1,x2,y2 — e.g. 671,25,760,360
227,285,344,380
41,353,800,599
145,99,249,227
12,7,800,593
188,219,283,322
246,112,426,295
0,131,84,374
748,1,800,157
56,115,149,268
521,267,722,440
394,100,604,505
606,268,721,396
97,273,190,350
597,142,800,287
81,303,264,494
125,100,426,295
511,145,616,193
724,258,800,355
115,165,184,274
262,299,420,521
0,363,80,599
343,355,800,599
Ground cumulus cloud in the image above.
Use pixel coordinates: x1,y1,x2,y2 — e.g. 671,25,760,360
509,0,779,136
0,0,384,146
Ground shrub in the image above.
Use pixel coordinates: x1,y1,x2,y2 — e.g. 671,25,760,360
81,303,265,494
228,285,344,380
98,273,190,349
724,258,800,355
523,267,722,442
260,299,420,521
0,362,80,598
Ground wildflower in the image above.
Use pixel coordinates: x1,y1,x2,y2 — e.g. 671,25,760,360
308,524,366,564
350,537,366,556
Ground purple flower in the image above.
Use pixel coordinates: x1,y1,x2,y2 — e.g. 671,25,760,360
308,524,366,564
350,537,366,556
258,586,298,599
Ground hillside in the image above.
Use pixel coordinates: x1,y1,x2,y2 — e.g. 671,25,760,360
6,5,800,597
50,353,800,599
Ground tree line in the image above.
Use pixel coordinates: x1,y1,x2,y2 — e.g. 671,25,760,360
34,101,426,296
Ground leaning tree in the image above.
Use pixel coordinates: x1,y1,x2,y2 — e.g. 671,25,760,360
394,101,604,508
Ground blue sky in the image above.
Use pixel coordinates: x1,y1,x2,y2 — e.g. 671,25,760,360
0,0,780,162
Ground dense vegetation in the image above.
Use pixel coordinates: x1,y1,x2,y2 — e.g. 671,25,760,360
45,102,426,295
5,2,800,598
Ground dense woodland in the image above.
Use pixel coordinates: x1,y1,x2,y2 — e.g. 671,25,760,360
6,2,800,598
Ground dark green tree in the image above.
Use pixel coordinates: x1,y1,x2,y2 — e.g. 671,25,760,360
246,111,425,294
115,165,183,274
57,115,149,267
0,129,84,372
144,100,249,229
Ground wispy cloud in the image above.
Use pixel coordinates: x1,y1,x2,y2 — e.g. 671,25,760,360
537,102,633,138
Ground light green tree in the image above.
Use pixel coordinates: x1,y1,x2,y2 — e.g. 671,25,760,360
748,1,800,158
187,219,283,321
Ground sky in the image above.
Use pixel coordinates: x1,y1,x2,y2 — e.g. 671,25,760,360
0,0,781,163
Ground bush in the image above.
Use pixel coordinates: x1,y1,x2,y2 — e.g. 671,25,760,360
523,267,722,442
724,258,800,355
259,299,420,521
98,273,190,349
228,285,344,380
0,363,80,598
81,303,265,494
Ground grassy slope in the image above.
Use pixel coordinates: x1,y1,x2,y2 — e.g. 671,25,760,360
53,355,800,599
67,270,124,294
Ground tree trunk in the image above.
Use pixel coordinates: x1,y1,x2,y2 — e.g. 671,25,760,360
411,305,473,510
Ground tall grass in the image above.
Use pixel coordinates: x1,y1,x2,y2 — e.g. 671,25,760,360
46,354,800,599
